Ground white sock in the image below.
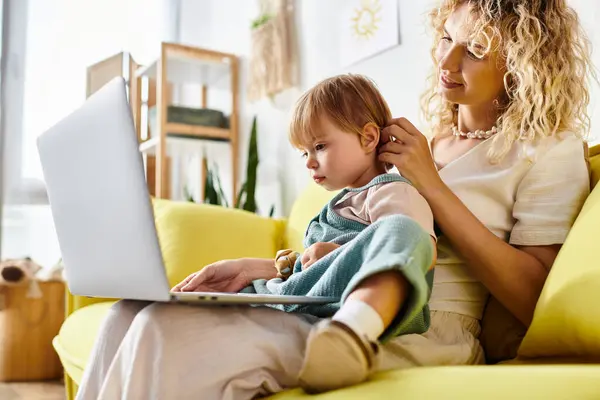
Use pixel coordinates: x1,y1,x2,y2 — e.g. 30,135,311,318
332,299,384,342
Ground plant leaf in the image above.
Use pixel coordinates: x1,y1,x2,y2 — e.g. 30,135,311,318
235,182,247,209
212,163,229,208
183,185,195,203
251,13,272,29
203,157,221,205
243,116,259,213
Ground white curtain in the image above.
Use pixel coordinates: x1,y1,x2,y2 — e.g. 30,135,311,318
0,0,5,259
0,0,180,266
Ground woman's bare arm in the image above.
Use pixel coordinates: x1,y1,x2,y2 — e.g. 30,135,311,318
422,183,556,326
378,118,566,327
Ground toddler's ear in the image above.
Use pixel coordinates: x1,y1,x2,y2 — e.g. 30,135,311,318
360,122,380,153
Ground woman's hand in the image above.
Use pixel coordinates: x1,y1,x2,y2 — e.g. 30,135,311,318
379,117,444,196
171,258,276,293
301,242,340,270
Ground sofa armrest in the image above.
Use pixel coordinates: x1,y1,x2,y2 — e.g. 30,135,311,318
65,199,286,317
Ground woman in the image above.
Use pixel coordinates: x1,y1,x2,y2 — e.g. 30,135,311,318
77,1,592,399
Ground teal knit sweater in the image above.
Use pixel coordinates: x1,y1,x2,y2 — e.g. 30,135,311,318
246,174,435,341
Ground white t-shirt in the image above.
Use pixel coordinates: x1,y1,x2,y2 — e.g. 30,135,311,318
429,133,590,319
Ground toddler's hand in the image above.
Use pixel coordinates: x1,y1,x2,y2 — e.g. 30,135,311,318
301,242,340,270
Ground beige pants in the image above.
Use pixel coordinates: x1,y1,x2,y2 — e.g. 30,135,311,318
76,301,484,400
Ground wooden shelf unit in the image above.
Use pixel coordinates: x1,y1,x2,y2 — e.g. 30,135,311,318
131,42,239,200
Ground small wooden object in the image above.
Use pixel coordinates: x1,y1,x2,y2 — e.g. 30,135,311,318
0,281,65,382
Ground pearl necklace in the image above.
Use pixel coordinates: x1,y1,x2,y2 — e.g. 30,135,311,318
451,125,498,140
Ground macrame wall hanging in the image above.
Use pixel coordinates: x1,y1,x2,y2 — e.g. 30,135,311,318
248,0,298,101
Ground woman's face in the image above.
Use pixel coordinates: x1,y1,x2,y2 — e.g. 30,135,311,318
435,3,507,107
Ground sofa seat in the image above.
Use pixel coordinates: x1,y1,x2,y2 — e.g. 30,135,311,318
54,301,600,399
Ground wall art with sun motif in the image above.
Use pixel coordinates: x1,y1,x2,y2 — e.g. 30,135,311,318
340,0,400,66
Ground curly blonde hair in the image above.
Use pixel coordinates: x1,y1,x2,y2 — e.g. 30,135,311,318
421,0,595,162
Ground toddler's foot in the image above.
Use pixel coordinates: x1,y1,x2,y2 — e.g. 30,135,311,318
298,319,379,393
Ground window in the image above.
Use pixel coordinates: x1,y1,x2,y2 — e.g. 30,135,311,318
1,0,179,267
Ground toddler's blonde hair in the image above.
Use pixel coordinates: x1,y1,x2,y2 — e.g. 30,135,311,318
289,74,392,149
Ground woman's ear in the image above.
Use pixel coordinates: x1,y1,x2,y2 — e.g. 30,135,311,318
360,122,380,153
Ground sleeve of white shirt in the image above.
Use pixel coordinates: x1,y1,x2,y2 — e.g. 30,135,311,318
366,181,437,240
509,135,590,246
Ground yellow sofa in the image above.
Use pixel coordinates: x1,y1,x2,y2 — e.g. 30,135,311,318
54,146,600,399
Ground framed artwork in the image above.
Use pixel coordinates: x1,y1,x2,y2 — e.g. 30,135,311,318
340,0,401,67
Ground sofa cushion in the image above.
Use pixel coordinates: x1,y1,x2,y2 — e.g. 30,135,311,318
52,301,115,383
518,147,600,358
270,365,600,399
153,199,283,287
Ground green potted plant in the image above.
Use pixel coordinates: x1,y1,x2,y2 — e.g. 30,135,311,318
197,116,274,217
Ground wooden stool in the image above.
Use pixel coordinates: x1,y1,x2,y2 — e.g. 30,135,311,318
0,281,65,382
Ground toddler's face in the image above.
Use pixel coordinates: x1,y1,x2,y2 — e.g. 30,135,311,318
300,117,375,191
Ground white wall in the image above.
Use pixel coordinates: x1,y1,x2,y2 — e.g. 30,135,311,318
179,0,600,217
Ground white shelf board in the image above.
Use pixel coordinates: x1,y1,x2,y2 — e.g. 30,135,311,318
135,54,231,89
139,136,230,156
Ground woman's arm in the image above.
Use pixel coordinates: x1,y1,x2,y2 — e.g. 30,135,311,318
172,257,277,292
422,183,555,326
379,118,579,326
243,258,280,280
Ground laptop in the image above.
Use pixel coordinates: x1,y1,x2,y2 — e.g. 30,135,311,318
36,77,337,306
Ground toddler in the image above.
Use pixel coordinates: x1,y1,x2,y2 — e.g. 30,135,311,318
247,74,437,392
